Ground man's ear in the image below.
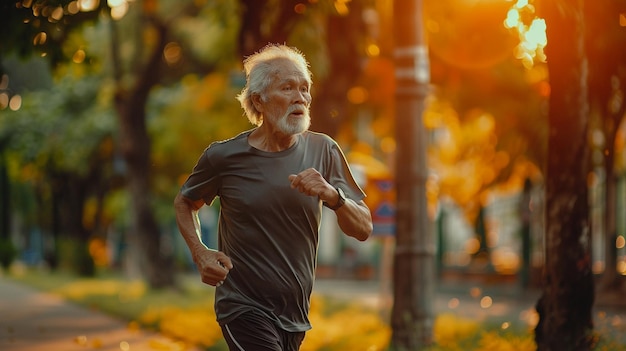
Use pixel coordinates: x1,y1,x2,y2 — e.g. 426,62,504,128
251,93,263,111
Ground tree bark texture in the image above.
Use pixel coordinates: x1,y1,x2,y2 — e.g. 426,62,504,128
535,1,595,350
390,0,434,349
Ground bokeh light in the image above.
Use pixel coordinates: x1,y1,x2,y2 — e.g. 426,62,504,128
163,42,182,66
110,0,129,20
616,235,625,249
480,296,493,309
0,93,8,109
618,261,626,275
448,297,460,309
33,32,47,45
469,287,482,298
294,3,307,14
79,0,99,12
9,95,22,111
72,49,86,63
74,335,88,346
504,0,547,68
347,86,369,105
50,6,64,21
119,341,130,351
520,308,540,327
68,1,80,14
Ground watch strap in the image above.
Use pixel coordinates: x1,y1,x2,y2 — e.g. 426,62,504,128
324,187,346,211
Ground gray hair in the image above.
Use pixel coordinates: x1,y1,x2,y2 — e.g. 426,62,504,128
236,44,312,126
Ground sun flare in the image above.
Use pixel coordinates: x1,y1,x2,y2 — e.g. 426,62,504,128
504,0,547,68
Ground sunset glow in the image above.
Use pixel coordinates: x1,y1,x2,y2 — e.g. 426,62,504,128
504,0,547,68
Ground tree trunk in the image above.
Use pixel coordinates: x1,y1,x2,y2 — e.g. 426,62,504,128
0,147,15,269
390,0,434,349
52,174,94,276
535,1,595,350
238,0,300,57
110,10,175,289
237,0,269,56
310,3,364,137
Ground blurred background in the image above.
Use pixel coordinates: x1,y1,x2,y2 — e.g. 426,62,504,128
0,0,624,294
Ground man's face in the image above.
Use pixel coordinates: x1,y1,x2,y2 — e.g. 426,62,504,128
260,59,312,135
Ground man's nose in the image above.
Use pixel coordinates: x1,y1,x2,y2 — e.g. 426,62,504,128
295,91,311,104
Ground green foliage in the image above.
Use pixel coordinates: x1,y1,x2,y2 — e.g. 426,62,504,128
172,0,241,66
0,72,117,271
0,0,105,71
56,238,95,276
0,74,115,176
1,73,114,244
147,72,250,225
0,238,17,269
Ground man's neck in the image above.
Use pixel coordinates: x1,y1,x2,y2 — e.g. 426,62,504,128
249,126,300,152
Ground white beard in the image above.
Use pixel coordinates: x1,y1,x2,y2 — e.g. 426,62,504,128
277,108,311,135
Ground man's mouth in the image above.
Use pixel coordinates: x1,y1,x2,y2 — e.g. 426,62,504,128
289,108,305,117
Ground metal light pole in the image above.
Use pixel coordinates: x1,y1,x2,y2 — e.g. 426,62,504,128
390,0,434,349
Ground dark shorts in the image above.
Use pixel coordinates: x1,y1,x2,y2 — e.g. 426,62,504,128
220,310,306,351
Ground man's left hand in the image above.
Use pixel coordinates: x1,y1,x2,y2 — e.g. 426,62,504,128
288,168,337,204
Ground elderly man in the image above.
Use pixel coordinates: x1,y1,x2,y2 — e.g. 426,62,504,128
174,43,372,351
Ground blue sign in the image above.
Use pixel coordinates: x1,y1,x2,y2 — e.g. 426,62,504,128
373,201,395,236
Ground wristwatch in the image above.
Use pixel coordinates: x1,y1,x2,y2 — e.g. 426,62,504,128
324,187,346,211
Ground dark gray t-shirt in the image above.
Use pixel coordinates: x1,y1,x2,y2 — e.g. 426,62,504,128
180,129,365,332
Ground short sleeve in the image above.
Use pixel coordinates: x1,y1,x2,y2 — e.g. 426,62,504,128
180,148,220,205
325,142,366,202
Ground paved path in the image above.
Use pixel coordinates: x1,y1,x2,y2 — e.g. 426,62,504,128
2,274,624,350
0,277,200,351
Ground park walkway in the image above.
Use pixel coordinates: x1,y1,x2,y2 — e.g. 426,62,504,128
0,276,201,351
1,273,624,350
0,273,540,351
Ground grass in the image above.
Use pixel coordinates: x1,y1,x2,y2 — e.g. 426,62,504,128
5,265,626,351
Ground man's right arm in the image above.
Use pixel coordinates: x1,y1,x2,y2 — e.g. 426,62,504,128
174,192,232,286
174,192,207,255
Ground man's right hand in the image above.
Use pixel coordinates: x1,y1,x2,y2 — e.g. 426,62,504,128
193,249,233,287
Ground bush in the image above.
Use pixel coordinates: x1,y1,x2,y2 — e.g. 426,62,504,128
0,238,16,269
56,238,95,276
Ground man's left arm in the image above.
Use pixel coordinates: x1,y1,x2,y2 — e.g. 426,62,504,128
332,197,373,241
288,168,373,241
